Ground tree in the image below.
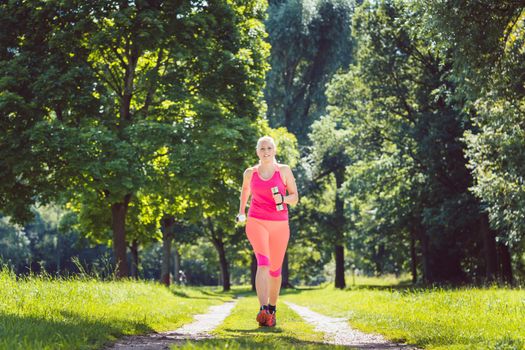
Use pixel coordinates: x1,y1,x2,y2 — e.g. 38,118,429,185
427,0,525,284
306,113,351,288
4,0,270,279
323,0,490,283
264,0,354,288
265,0,354,140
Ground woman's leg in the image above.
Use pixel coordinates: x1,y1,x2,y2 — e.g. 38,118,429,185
268,220,290,306
246,218,271,306
255,266,269,306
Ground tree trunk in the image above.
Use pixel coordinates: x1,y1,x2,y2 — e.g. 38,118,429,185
281,253,293,288
420,228,431,283
207,219,230,291
129,239,139,280
480,213,497,282
334,244,346,288
251,253,257,291
374,243,385,275
216,238,231,292
173,246,180,285
161,215,175,286
498,242,513,285
334,168,346,289
111,194,131,278
409,229,417,284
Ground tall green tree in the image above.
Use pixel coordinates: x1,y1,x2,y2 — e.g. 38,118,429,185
427,0,525,283
306,113,351,288
265,0,354,140
264,0,354,289
0,1,96,223
325,0,490,283
3,0,270,279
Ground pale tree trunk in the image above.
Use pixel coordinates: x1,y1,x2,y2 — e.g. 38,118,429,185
173,246,180,285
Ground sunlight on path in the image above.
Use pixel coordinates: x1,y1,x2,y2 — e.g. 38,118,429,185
284,301,420,350
105,300,238,350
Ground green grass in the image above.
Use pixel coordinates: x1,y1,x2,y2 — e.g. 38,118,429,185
174,294,346,349
4,269,524,350
281,280,525,350
0,269,233,350
348,273,413,287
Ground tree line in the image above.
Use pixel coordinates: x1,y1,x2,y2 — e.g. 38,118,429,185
298,0,525,286
2,0,524,289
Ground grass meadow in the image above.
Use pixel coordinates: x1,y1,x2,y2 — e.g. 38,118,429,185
1,269,523,350
0,269,232,349
281,278,525,350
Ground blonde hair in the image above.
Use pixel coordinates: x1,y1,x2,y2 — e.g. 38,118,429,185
256,136,277,151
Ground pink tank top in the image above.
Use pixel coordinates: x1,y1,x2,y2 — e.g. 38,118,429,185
248,164,288,221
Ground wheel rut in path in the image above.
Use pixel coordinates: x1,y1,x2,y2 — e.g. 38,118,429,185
284,301,421,350
105,299,238,350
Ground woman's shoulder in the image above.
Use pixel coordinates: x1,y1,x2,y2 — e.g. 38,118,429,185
243,166,257,177
277,163,291,173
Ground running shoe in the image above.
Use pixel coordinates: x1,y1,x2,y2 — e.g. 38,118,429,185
256,308,269,326
265,311,276,327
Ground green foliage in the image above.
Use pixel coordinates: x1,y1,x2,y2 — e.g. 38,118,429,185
265,0,354,139
1,0,271,279
0,207,114,276
426,2,525,254
0,217,30,270
319,0,486,282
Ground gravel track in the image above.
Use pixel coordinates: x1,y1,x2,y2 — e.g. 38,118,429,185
284,301,421,349
104,300,238,350
104,298,423,349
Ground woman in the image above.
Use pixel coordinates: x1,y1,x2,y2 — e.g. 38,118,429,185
237,136,299,327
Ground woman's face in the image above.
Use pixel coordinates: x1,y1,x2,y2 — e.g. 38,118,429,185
256,140,276,162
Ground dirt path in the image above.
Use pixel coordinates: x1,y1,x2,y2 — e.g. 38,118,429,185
284,301,421,349
105,300,238,350
105,298,422,349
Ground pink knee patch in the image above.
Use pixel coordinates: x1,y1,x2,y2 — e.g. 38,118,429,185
269,268,281,277
256,253,270,266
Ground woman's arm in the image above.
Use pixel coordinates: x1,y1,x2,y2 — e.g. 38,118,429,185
281,165,299,206
239,168,253,215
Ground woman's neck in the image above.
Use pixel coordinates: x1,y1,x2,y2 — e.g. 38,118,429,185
259,158,275,169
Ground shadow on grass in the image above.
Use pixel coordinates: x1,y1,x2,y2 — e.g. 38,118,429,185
170,288,236,301
222,327,285,334
0,310,155,350
278,285,326,296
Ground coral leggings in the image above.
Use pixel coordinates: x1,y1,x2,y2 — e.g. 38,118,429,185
246,217,290,277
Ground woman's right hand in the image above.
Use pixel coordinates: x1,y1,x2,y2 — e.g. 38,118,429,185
236,213,246,222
